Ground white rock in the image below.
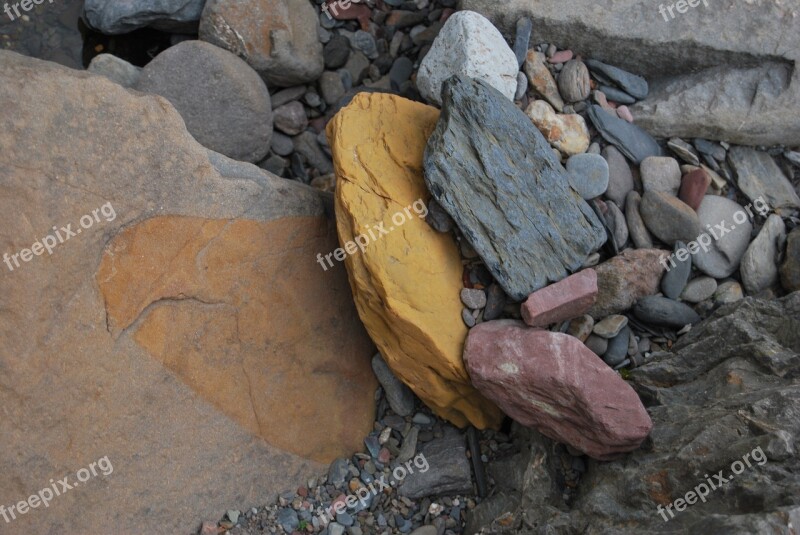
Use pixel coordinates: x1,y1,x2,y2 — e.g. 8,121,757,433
740,214,786,294
417,11,518,106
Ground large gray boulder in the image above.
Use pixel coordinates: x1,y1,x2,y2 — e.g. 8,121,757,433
83,0,206,34
466,293,800,534
424,75,606,301
460,0,800,146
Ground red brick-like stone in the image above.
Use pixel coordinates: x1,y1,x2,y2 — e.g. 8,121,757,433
521,269,598,327
679,168,711,211
464,320,653,460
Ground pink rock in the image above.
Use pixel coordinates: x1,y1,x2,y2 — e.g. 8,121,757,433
200,521,219,535
616,105,634,123
521,269,598,327
548,50,574,64
324,1,371,29
678,168,711,211
464,320,653,460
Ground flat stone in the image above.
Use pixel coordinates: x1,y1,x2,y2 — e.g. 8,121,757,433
598,85,636,105
566,153,609,200
417,11,518,106
606,200,628,250
424,76,605,301
693,195,753,278
87,53,142,87
740,214,786,294
83,0,205,33
660,241,691,299
780,228,800,292
372,354,415,417
667,138,700,166
633,296,701,328
521,269,598,327
585,59,648,99
589,249,669,318
625,191,653,249
567,314,594,342
525,100,590,156
584,334,608,356
397,429,473,498
328,91,503,428
200,0,324,86
513,17,533,67
680,276,717,304
728,146,800,212
640,156,681,196
135,41,272,164
593,315,628,339
464,320,653,460
588,105,662,164
0,50,374,533
603,145,634,206
558,59,591,103
678,168,711,211
271,85,307,109
324,34,352,69
524,50,565,112
639,191,702,246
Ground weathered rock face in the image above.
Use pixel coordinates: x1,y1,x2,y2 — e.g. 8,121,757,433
464,320,653,460
135,40,273,164
0,51,376,533
327,91,504,429
200,0,324,86
468,294,800,534
461,0,800,146
417,10,518,106
589,248,670,318
424,75,606,301
83,0,206,34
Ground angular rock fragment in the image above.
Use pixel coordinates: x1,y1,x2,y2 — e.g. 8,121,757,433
464,320,653,460
424,75,606,301
521,269,598,327
589,249,670,318
728,146,800,212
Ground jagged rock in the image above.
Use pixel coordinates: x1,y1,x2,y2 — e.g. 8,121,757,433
468,294,800,534
327,91,503,429
0,50,376,534
424,75,606,301
416,10,518,107
464,320,653,460
462,0,800,146
83,0,205,33
199,0,324,86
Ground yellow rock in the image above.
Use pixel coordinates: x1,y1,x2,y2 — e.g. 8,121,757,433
327,93,504,429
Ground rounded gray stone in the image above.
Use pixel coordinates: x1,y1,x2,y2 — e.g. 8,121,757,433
566,153,609,200
602,145,634,206
693,195,753,278
135,41,273,164
680,276,717,303
641,156,682,196
633,296,700,328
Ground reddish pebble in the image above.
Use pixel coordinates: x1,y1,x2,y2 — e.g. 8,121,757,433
297,485,308,498
324,1,371,30
521,269,598,327
548,50,574,64
440,8,455,22
199,522,219,535
678,169,712,211
616,105,634,123
378,447,392,464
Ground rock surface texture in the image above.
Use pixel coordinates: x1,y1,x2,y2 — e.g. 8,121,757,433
464,320,653,460
0,51,377,534
417,10,518,106
467,295,800,534
327,91,503,429
462,0,800,146
200,0,324,86
424,75,606,301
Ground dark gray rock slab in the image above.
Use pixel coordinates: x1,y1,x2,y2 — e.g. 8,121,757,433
585,59,648,99
398,429,473,499
424,75,606,301
587,105,662,164
633,295,700,328
371,354,414,417
661,241,691,299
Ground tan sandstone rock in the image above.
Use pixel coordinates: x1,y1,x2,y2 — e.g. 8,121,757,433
0,51,375,534
327,92,504,430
